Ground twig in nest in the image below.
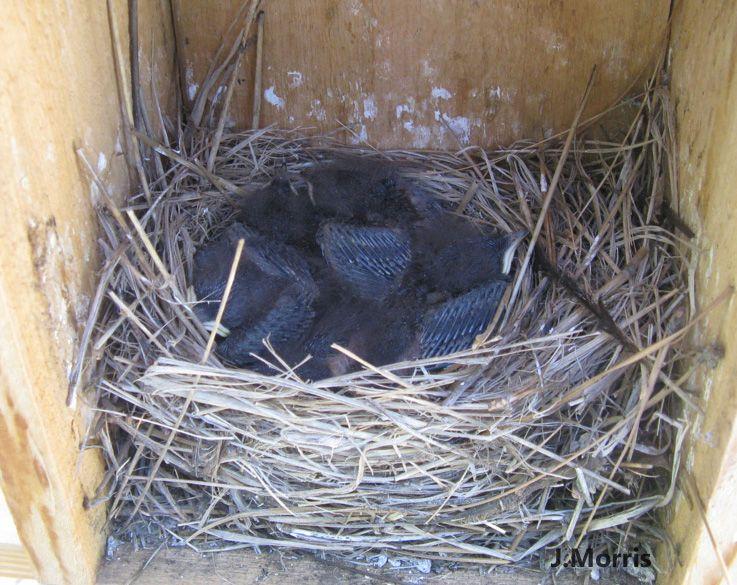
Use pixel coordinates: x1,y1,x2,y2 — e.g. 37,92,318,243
507,66,597,310
533,244,638,352
123,238,244,527
107,0,152,203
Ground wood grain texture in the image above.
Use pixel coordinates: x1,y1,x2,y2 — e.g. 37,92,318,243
173,0,669,148
663,1,737,584
5,2,736,585
0,1,175,583
97,544,639,585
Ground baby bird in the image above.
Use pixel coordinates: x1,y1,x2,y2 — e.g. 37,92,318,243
216,280,316,368
236,158,426,249
300,157,420,225
316,214,525,300
192,222,317,366
216,161,527,378
411,213,527,295
277,284,421,380
414,223,526,358
418,279,508,358
317,222,411,299
276,220,524,379
236,177,321,249
193,222,315,327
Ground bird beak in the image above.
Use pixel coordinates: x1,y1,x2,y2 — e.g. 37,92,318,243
204,321,231,337
501,230,528,275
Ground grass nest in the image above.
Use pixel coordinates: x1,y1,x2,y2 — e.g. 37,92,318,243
75,23,699,576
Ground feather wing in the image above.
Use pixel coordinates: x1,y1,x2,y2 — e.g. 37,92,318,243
420,280,508,358
318,222,411,298
217,283,316,367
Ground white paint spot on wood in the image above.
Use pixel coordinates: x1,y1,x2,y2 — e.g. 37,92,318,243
421,59,436,78
398,118,435,149
97,152,107,172
308,99,327,121
431,87,452,100
434,110,473,143
413,126,432,147
185,66,199,101
363,96,377,120
355,125,368,143
395,102,414,118
287,71,304,88
264,86,285,109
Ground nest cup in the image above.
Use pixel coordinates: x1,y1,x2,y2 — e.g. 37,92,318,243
79,50,695,571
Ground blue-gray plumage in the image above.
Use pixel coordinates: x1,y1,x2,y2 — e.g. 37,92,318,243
216,282,316,367
236,158,426,250
419,279,508,358
277,286,421,380
193,157,529,377
193,222,315,329
411,214,526,294
317,222,411,299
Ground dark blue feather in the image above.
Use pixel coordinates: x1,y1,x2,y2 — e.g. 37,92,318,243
318,222,411,299
420,280,508,358
193,222,316,331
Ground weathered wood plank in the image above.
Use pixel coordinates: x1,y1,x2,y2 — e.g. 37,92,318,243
664,1,737,584
0,1,175,583
97,544,639,584
173,0,669,148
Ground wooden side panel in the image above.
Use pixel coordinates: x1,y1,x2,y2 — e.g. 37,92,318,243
174,0,669,148
0,1,175,583
666,1,737,583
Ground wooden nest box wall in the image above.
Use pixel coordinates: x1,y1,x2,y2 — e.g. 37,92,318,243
0,1,735,583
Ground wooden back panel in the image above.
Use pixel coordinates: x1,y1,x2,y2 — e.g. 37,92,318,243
174,0,669,148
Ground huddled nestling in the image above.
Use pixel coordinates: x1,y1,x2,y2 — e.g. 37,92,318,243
192,157,526,380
